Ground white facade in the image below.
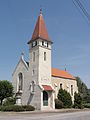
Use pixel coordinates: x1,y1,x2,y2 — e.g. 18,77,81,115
12,38,55,110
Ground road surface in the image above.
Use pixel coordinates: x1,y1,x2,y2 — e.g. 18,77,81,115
0,110,90,120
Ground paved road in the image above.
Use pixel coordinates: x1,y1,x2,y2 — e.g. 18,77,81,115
0,111,90,120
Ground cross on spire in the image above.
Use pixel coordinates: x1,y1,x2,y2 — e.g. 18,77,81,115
40,8,42,14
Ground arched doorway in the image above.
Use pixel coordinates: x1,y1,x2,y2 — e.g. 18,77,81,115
43,91,48,106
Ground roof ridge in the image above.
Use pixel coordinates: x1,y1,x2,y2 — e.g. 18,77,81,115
52,68,75,80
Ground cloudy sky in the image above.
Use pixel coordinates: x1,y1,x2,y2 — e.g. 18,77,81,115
0,0,90,88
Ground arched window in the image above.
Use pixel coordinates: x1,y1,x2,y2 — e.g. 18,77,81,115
43,91,48,106
60,83,62,89
18,73,23,91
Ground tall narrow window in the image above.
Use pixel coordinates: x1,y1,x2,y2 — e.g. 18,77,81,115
33,52,35,62
60,83,62,89
18,73,23,91
42,41,44,46
44,52,46,61
32,81,35,92
32,69,35,76
47,42,48,47
71,85,73,96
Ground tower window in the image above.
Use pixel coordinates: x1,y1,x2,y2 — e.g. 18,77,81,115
47,42,48,47
71,85,73,96
42,41,44,46
32,41,37,48
60,83,62,89
42,41,48,47
33,52,35,62
44,52,46,61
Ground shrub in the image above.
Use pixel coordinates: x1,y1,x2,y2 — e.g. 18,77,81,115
22,105,35,111
73,92,84,109
3,97,15,106
0,106,1,111
0,105,35,112
84,103,90,108
0,105,24,112
55,99,64,109
58,89,72,108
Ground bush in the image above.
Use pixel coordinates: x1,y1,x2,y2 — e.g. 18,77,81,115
73,92,84,109
84,103,90,108
58,89,72,108
55,99,64,109
0,105,24,112
3,97,15,106
0,105,35,112
0,106,1,111
21,105,35,111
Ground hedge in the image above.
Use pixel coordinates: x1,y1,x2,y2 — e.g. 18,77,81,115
0,105,35,112
84,103,90,108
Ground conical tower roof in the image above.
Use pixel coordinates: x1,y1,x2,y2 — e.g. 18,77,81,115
28,10,52,44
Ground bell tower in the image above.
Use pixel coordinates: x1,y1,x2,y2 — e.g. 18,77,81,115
28,10,53,85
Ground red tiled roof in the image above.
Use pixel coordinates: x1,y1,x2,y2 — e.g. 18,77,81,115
52,68,75,80
42,85,53,91
28,11,52,44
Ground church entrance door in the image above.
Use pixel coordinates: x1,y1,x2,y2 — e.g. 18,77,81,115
43,91,48,106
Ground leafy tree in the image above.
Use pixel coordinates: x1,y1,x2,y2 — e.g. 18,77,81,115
0,80,13,105
75,76,90,103
85,89,90,103
74,92,83,109
58,89,72,108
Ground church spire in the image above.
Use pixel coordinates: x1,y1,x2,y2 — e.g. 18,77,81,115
28,10,52,44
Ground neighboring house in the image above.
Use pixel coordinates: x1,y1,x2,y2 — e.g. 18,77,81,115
12,10,78,110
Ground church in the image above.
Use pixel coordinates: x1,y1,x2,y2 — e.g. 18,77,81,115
12,10,78,110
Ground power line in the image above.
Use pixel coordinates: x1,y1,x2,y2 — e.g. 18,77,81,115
75,0,90,21
72,0,89,23
72,0,90,25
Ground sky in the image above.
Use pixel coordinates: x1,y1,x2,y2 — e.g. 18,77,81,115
0,0,90,88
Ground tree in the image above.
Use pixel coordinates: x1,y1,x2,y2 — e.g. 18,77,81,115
75,76,90,103
85,89,90,103
74,92,83,109
58,89,72,108
0,80,13,105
